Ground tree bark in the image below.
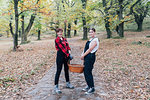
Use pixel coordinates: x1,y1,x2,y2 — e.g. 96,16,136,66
37,30,41,40
105,19,112,38
67,23,71,38
81,0,88,40
74,19,77,36
117,0,124,37
21,15,25,43
6,30,9,38
24,14,35,42
64,22,67,37
135,14,144,31
102,0,112,38
13,0,19,51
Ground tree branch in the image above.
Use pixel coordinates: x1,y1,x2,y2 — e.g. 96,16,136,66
9,22,14,36
127,0,141,16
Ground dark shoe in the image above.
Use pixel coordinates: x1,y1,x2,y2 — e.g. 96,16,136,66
82,86,89,92
85,87,95,95
53,85,62,94
66,82,74,89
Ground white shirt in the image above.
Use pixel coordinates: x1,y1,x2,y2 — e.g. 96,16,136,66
89,38,99,53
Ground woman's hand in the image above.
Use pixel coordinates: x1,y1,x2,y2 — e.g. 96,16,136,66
81,55,84,60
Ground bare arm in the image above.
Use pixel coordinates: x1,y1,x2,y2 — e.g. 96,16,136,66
81,41,97,60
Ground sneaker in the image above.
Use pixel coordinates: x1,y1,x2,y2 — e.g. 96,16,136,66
85,87,95,95
82,86,90,92
66,82,74,89
53,85,62,94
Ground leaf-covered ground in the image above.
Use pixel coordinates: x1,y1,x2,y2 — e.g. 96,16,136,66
0,31,150,99
0,39,56,99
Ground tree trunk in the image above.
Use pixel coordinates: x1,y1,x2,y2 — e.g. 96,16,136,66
137,21,143,31
134,14,144,32
102,0,112,38
21,15,25,44
37,30,41,40
64,22,67,37
81,0,88,40
117,0,124,37
105,19,112,38
6,30,9,38
24,14,35,42
13,0,19,51
74,19,77,36
118,22,124,37
67,23,71,38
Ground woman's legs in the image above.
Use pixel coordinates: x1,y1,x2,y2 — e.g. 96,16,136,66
54,53,64,85
84,54,96,88
84,62,94,88
64,60,69,82
55,61,63,85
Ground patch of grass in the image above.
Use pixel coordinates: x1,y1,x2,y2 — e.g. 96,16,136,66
127,52,132,55
0,69,3,73
146,36,150,38
131,41,142,45
127,65,137,67
112,61,123,65
26,48,33,51
0,76,15,82
20,41,31,45
30,70,36,75
112,36,123,39
103,69,113,71
143,42,150,48
120,68,126,71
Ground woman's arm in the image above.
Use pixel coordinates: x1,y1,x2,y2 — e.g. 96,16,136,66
81,41,97,60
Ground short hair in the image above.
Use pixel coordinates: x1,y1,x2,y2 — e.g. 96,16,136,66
56,28,63,33
91,28,96,32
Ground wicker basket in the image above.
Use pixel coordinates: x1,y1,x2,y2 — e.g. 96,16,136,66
68,64,84,73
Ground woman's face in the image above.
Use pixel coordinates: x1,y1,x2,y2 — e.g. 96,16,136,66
89,30,95,38
57,31,63,38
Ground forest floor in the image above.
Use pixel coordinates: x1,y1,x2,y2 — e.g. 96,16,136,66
0,31,150,100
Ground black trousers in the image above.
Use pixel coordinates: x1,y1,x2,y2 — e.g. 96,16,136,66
54,50,69,85
84,53,96,88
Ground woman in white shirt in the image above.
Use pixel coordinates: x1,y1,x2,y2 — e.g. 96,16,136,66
81,28,99,95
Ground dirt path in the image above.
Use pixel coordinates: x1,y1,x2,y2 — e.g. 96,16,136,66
24,38,107,100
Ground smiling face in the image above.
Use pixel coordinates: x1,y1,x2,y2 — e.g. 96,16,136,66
89,29,95,38
57,31,63,38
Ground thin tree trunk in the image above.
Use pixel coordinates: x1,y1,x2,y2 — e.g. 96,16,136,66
6,30,9,38
13,0,19,51
102,0,112,38
24,14,35,41
64,22,67,37
37,30,41,40
74,19,77,36
21,15,25,44
81,0,88,40
67,23,71,38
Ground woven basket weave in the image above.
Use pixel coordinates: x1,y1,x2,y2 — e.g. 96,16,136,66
68,64,84,73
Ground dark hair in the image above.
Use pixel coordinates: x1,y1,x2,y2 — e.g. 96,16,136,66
90,28,96,32
56,28,63,33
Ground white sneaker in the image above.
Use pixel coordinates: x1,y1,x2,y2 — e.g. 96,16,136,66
82,86,90,92
85,87,95,95
66,82,74,89
53,85,62,94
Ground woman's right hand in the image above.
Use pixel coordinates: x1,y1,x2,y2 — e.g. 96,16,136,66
81,55,84,60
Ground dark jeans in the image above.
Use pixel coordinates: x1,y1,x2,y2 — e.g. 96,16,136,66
54,50,69,85
84,53,96,88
